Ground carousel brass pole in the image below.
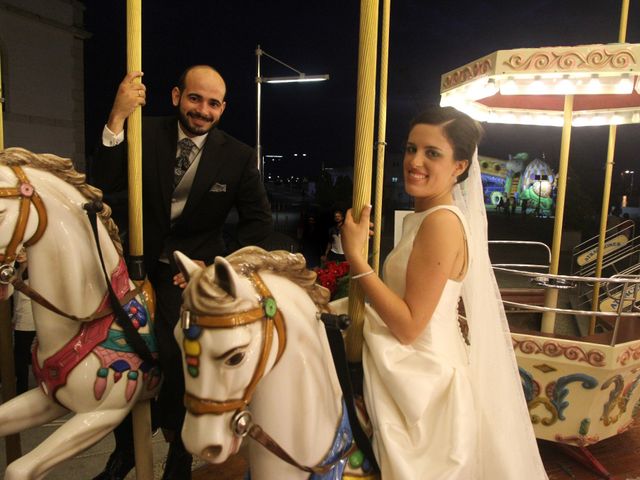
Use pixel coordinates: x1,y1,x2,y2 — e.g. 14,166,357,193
0,58,4,148
590,127,617,333
541,94,574,333
0,52,23,464
345,0,379,362
589,0,629,335
126,1,154,479
372,0,390,275
127,0,144,270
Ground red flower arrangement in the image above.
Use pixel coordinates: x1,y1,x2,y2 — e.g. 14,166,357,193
314,261,350,299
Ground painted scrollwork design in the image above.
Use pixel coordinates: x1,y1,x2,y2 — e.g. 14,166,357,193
529,397,558,426
519,367,539,402
522,371,599,426
617,344,640,366
552,374,598,421
602,371,640,426
601,375,624,426
512,338,606,367
442,59,492,89
503,48,635,72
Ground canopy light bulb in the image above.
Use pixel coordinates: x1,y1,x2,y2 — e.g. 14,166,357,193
500,78,518,95
615,75,633,94
527,77,547,95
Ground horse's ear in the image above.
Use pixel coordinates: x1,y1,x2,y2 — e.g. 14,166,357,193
214,256,254,301
173,251,202,281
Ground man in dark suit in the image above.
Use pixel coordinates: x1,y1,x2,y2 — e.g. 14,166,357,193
91,65,272,480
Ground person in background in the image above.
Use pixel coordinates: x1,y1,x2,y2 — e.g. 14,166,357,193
12,248,35,395
322,209,346,264
300,214,323,268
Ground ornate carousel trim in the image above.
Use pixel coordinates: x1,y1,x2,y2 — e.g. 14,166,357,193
502,47,636,72
513,338,606,367
441,56,493,90
617,344,640,366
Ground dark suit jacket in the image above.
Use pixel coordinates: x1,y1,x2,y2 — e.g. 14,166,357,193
92,116,272,277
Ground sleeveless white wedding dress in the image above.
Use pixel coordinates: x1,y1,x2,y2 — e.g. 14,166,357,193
363,205,478,479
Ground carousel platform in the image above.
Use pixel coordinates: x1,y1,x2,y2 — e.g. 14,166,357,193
2,420,639,479
189,424,640,479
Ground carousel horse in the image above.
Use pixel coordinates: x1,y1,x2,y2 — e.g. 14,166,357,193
0,147,160,480
174,247,377,480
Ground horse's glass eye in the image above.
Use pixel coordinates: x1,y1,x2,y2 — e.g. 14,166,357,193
225,351,246,366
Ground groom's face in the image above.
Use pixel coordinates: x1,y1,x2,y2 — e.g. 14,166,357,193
172,67,227,138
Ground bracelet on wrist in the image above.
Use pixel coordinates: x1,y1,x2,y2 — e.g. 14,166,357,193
351,269,374,280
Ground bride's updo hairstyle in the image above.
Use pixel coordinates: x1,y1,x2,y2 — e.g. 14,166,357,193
409,106,483,183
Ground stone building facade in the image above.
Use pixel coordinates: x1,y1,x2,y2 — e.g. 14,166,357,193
0,0,87,169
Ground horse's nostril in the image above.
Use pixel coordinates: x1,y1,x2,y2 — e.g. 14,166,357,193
201,445,223,460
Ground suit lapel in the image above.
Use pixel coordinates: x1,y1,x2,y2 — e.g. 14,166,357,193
180,128,227,220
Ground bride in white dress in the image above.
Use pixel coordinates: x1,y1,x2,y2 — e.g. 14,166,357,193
341,106,548,479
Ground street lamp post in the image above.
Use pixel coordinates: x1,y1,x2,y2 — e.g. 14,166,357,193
624,169,635,196
255,45,329,171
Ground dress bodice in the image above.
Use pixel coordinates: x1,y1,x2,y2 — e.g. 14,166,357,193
381,206,468,362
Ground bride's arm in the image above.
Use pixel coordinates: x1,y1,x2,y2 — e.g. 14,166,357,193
341,206,462,345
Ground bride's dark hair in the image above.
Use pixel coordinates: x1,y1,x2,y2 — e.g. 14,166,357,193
409,106,483,183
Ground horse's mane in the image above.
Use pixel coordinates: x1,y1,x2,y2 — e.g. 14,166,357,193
184,247,331,314
0,147,123,256
227,247,331,308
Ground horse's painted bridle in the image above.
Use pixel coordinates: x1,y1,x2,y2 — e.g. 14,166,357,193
181,271,286,423
0,165,47,284
0,166,139,325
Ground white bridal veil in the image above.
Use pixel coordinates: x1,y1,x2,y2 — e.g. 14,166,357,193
452,151,548,478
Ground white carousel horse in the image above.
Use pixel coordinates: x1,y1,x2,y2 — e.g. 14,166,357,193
174,247,377,480
0,147,160,480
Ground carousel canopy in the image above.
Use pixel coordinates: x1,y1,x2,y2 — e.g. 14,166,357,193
440,43,640,127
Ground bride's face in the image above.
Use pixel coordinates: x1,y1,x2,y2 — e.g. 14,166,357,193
403,123,467,208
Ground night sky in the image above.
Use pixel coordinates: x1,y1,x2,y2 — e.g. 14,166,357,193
83,1,640,180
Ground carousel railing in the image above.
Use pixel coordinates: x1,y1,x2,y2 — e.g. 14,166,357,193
574,261,640,311
489,240,552,271
571,220,638,277
573,240,640,311
495,265,640,346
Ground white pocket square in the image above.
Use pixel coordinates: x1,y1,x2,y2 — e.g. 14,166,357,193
210,183,227,192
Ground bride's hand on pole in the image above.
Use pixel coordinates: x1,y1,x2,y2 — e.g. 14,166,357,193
341,205,374,264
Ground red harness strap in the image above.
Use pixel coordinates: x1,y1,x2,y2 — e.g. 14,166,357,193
32,258,130,399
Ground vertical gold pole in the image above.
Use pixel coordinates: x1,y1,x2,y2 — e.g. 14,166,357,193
345,0,379,362
126,2,153,479
0,52,23,464
372,0,390,275
590,126,617,333
127,0,143,260
619,0,629,43
589,0,629,334
541,95,574,333
0,57,4,149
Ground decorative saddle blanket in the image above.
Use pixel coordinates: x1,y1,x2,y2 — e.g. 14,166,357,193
32,258,160,402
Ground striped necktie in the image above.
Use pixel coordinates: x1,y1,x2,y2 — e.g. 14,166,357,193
174,138,196,187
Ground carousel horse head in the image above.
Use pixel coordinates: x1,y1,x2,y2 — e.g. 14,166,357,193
174,247,340,468
0,147,121,299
